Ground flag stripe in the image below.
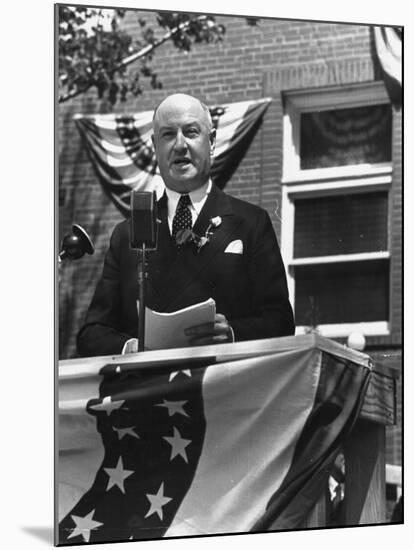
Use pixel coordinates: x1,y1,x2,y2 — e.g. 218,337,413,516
165,348,321,536
211,99,270,188
253,352,371,530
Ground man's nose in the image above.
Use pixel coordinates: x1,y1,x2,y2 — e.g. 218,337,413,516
174,130,187,151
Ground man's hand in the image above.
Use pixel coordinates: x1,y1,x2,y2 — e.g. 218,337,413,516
184,313,234,346
121,338,139,354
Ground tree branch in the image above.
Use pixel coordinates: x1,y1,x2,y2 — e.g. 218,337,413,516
59,15,208,104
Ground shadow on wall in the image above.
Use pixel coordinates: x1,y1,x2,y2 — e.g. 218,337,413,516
58,196,121,359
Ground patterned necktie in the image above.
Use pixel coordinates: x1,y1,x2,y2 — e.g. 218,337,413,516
172,194,192,240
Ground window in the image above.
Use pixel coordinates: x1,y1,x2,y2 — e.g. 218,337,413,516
281,83,392,337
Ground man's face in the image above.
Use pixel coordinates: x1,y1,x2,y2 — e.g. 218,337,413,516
152,95,216,193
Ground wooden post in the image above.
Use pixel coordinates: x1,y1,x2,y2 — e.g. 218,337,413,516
343,419,386,525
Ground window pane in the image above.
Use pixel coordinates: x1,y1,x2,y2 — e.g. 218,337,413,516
294,260,389,325
300,104,392,169
294,192,388,258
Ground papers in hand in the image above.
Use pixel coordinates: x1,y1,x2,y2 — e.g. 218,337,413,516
145,298,216,350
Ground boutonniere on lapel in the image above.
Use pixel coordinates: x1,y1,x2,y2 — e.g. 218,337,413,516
175,216,222,253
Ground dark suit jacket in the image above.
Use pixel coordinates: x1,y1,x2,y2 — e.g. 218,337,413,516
77,185,295,357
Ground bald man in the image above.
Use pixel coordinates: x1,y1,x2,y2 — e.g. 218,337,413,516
77,93,294,357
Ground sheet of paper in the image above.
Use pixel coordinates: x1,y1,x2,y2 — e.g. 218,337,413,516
144,298,216,350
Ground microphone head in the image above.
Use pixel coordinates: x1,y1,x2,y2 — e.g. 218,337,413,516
59,224,94,261
130,191,158,250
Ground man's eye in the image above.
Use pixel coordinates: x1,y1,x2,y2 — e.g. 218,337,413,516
185,128,199,137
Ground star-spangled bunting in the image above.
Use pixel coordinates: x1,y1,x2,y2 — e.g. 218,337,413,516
145,482,173,520
59,361,207,543
59,341,373,543
163,427,191,463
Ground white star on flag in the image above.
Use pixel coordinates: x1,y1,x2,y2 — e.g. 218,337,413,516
169,369,192,382
104,457,134,493
163,426,191,463
90,395,125,416
145,482,172,521
113,426,140,440
68,510,103,542
155,399,189,417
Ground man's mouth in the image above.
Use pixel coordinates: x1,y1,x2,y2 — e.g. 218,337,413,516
172,158,192,167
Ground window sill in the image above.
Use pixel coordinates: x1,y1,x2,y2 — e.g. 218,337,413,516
289,251,390,267
282,164,392,187
295,321,390,339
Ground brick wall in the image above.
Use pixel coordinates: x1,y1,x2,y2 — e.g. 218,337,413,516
58,10,402,464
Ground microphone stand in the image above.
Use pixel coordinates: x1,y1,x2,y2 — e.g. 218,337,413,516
137,243,147,352
130,190,159,353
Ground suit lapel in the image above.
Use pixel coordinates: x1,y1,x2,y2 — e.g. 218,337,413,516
193,184,231,235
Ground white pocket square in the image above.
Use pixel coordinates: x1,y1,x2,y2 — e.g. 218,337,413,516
224,239,243,254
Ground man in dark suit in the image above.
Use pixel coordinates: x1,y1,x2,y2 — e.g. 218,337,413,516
77,93,294,357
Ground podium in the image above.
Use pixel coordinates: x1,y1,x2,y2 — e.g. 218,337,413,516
57,334,398,544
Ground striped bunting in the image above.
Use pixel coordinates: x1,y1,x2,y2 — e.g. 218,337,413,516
374,26,402,85
74,98,272,214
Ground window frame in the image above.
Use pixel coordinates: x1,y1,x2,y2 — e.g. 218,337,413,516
281,82,392,338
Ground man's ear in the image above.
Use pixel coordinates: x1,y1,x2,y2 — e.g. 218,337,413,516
209,128,216,156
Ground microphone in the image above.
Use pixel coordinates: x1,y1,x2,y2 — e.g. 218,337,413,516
129,191,158,250
59,224,94,261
